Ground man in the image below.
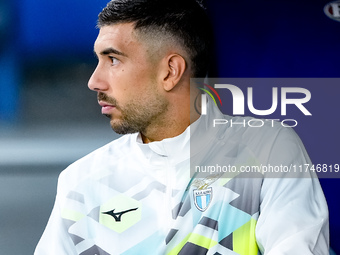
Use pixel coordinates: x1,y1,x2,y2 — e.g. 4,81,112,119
35,0,329,254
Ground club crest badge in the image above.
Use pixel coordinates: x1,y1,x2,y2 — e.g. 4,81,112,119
193,187,212,211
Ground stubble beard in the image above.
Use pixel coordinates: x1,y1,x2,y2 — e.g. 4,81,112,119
98,91,169,135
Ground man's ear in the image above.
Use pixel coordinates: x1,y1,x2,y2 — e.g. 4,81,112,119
162,54,187,91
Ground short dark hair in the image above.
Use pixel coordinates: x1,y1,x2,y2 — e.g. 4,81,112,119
98,0,212,77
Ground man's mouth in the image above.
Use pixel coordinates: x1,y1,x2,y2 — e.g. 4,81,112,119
98,101,116,115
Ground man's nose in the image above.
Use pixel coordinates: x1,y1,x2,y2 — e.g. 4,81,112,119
88,66,108,92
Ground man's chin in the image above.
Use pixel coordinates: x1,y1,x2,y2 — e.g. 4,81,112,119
103,114,128,134
109,119,140,135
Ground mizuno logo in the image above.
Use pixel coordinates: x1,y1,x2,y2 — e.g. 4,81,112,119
102,208,138,222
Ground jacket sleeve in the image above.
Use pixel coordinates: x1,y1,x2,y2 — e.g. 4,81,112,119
34,171,78,255
255,128,329,255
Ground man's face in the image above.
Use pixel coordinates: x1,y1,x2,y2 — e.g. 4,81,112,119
88,23,168,134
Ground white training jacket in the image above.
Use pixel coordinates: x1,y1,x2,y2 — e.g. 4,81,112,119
35,99,329,255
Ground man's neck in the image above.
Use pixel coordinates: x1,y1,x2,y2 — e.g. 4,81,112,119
140,88,201,144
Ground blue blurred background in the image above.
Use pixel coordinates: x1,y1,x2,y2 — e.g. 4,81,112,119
0,0,339,254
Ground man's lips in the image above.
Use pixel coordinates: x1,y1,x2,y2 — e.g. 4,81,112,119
98,101,116,114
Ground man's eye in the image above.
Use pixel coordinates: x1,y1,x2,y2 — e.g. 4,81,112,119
109,56,120,65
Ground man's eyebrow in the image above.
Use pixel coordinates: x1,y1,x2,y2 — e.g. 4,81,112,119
96,47,128,57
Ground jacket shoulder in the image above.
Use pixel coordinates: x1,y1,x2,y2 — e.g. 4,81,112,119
57,134,135,192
